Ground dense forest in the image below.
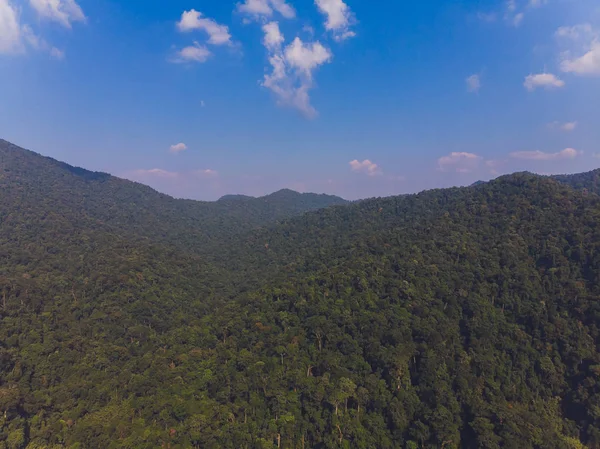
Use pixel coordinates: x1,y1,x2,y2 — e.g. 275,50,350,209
1,139,600,448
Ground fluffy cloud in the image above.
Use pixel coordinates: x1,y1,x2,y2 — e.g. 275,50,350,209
510,148,580,161
548,121,577,132
29,0,85,28
237,0,296,20
315,0,356,41
466,74,481,93
349,159,381,176
262,21,284,51
171,42,212,63
261,23,332,118
177,10,232,46
284,37,332,74
524,73,565,91
437,152,482,173
557,24,600,76
169,143,188,153
0,0,23,54
561,41,600,76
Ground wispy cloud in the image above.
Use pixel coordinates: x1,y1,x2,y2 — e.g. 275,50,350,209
237,0,296,20
510,148,580,161
438,152,482,173
547,121,577,132
349,159,381,176
170,42,212,64
524,73,565,91
131,168,180,179
169,143,188,153
466,74,481,93
0,0,22,54
315,0,356,41
0,1,66,58
29,0,86,28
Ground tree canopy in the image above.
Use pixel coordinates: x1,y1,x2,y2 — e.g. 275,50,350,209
1,140,600,448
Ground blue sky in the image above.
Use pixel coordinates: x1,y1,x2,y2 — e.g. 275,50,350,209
1,0,599,200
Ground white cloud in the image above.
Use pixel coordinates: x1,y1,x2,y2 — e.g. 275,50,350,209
0,0,23,54
561,41,600,76
171,42,212,63
195,169,218,177
548,121,577,132
177,10,232,46
29,0,85,28
315,0,356,41
22,25,64,58
169,143,188,153
512,12,524,26
49,46,64,59
510,148,580,160
437,152,482,173
556,24,600,76
262,21,284,51
556,24,595,41
132,169,179,179
349,159,381,176
524,73,565,90
237,0,295,20
261,28,332,118
466,74,481,93
284,37,332,74
594,153,600,159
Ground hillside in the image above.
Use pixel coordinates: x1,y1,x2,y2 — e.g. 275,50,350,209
1,141,600,448
0,139,347,254
553,169,600,195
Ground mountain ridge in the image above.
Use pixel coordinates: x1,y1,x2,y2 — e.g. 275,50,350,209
2,139,600,448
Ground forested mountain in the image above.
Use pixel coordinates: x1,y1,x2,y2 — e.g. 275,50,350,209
553,169,600,195
1,139,600,449
0,140,346,254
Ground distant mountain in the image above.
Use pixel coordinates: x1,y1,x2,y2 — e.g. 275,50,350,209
470,180,487,187
217,194,256,202
553,168,600,194
0,139,347,253
217,188,347,216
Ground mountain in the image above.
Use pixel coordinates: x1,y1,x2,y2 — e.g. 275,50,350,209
0,139,346,253
553,169,600,195
2,140,600,448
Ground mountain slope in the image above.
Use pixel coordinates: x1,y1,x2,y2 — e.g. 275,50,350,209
2,141,600,448
0,139,347,254
553,169,600,195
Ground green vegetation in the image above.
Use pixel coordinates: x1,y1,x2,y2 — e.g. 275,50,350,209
1,139,600,448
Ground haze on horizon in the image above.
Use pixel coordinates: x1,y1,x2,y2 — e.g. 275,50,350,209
1,0,599,200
